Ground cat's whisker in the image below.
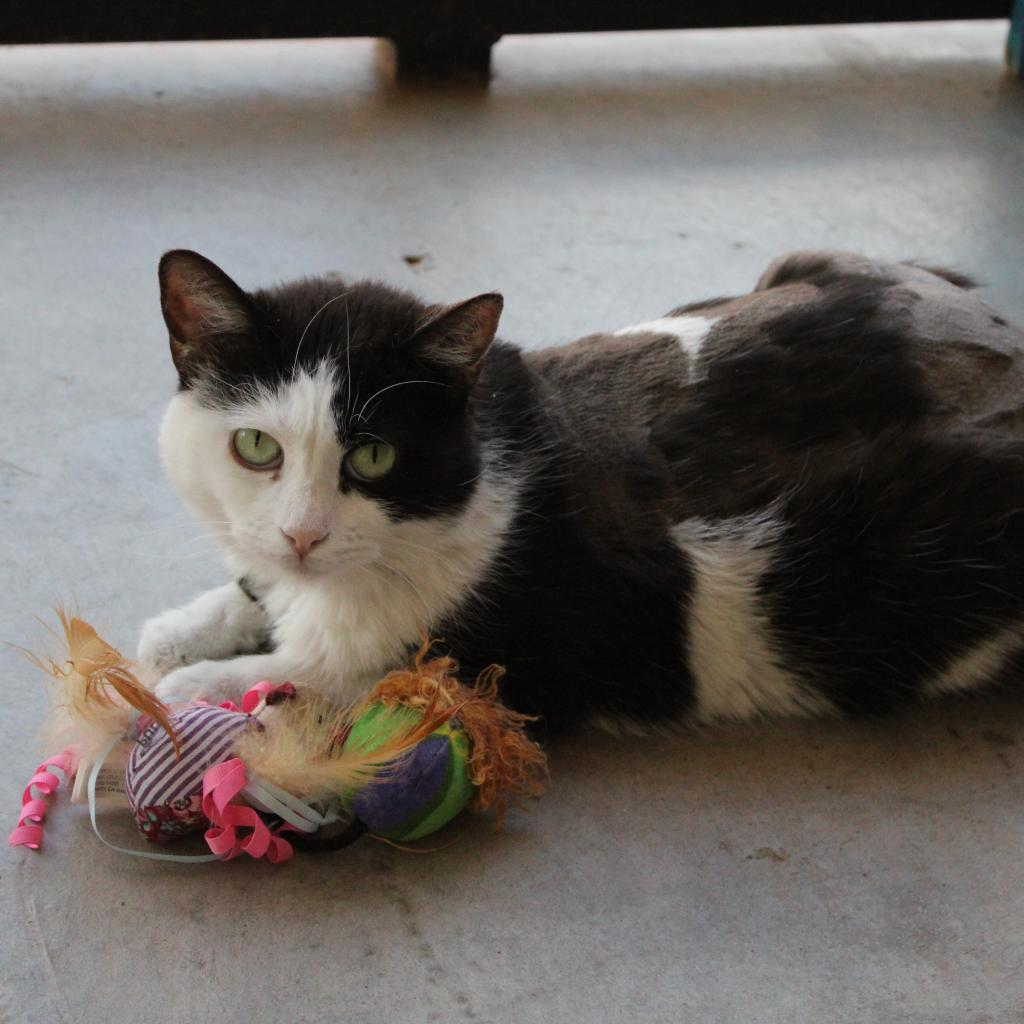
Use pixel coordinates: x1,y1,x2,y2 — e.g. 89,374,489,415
129,528,234,544
132,548,236,565
344,297,354,422
291,290,353,378
124,537,235,555
354,379,451,424
125,524,235,548
380,535,447,558
347,382,363,435
350,430,388,445
127,521,236,537
120,526,225,542
372,559,432,617
126,538,236,560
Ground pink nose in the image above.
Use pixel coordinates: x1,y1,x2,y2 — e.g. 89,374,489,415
281,527,329,559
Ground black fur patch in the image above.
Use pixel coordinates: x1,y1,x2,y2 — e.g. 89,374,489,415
667,295,735,316
763,432,1024,715
757,252,862,290
410,344,696,734
653,280,934,516
438,467,696,734
903,262,978,289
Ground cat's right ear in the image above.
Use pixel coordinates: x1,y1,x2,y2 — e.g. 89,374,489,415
158,250,255,376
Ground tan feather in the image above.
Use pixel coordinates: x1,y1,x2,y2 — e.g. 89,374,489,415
236,689,460,801
22,608,179,757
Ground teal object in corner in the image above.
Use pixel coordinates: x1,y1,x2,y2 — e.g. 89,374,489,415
1010,0,1024,77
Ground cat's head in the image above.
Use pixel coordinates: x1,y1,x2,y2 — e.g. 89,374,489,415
156,249,503,580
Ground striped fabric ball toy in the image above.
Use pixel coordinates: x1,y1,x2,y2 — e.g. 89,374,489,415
125,703,261,843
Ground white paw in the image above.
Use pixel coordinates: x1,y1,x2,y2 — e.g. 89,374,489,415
137,609,203,681
154,660,247,706
137,582,269,682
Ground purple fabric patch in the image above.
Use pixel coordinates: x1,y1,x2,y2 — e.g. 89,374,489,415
352,737,450,831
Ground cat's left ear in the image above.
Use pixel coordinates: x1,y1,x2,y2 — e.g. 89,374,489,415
409,293,503,385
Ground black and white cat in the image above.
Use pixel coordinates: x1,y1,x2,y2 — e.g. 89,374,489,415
139,249,1024,734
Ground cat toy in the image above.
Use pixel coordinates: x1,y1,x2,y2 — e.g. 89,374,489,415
9,612,547,863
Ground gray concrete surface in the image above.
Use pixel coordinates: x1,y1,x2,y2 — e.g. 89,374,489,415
2,23,1023,1024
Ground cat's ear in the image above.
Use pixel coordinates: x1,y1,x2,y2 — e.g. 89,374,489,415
158,250,256,373
409,293,503,384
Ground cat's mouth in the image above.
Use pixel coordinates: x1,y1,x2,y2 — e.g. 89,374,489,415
272,544,381,577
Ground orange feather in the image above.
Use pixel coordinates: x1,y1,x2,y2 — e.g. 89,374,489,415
23,608,180,756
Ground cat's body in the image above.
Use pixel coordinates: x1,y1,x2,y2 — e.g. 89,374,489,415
141,250,1024,734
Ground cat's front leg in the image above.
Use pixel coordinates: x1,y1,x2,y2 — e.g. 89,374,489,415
154,652,293,706
136,581,269,683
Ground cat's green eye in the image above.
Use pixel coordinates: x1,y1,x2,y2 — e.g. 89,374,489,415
346,442,397,482
232,429,283,469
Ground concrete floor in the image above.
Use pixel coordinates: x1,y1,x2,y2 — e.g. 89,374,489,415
2,22,1024,1024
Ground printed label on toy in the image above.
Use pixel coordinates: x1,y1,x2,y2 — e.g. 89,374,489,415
70,759,129,806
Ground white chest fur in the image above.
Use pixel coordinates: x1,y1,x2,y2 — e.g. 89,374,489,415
262,472,520,702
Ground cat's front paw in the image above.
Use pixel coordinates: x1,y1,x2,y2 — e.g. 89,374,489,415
137,608,201,681
137,582,269,683
154,660,246,707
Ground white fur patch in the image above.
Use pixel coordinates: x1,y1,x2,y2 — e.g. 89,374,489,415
923,622,1024,698
161,362,350,576
262,471,519,701
138,582,268,683
671,513,833,722
614,315,715,360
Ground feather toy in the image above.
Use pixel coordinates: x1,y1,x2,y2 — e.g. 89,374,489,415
9,614,547,862
23,608,179,762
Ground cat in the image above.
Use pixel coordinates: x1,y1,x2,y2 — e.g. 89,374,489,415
139,249,1024,735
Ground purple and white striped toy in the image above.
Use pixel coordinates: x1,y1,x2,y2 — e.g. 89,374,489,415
125,702,263,843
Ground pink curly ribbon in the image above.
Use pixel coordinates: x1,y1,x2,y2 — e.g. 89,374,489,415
218,681,296,715
8,751,76,850
201,758,294,863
